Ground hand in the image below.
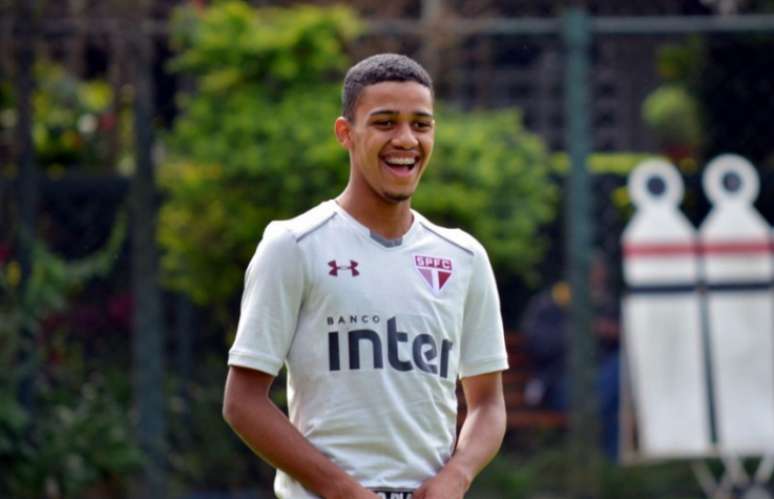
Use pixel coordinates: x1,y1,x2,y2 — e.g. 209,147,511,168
326,481,381,499
412,464,470,499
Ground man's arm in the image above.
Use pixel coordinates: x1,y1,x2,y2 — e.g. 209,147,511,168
413,371,506,499
223,366,379,499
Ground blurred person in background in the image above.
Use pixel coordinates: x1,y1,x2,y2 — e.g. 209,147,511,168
222,53,509,499
521,280,571,412
521,254,621,459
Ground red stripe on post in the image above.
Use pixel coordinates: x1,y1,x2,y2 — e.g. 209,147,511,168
623,242,697,257
699,240,773,255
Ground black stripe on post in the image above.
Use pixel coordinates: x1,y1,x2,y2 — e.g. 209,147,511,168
626,284,699,295
706,281,773,292
627,281,772,294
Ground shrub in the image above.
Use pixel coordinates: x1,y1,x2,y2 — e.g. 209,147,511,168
159,2,557,318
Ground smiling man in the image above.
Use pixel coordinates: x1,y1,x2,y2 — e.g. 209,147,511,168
223,54,508,499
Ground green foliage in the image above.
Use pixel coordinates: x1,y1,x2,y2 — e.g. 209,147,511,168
416,106,556,283
645,40,705,167
160,2,358,309
552,152,651,175
469,449,702,499
159,1,558,314
0,82,15,167
4,376,141,499
166,356,275,495
650,35,774,173
0,216,141,498
655,38,705,86
0,62,135,175
24,214,126,322
552,152,653,220
169,1,360,96
11,63,129,172
642,85,702,149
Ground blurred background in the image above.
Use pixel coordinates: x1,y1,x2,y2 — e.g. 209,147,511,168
1,0,773,498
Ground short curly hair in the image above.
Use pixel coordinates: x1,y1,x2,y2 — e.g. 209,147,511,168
341,53,433,121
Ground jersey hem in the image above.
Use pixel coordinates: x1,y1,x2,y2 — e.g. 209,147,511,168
227,349,283,376
458,357,509,378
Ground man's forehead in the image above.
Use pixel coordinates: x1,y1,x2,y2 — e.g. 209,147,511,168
368,108,434,117
355,81,433,115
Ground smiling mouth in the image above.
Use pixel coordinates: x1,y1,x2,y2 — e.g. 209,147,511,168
382,156,419,177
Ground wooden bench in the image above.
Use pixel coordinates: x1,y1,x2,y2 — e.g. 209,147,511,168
503,332,566,430
457,331,566,431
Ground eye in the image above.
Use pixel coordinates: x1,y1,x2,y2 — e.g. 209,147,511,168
413,121,433,131
372,119,394,128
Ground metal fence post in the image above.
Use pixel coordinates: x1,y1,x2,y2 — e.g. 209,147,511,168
563,7,599,498
129,13,166,499
13,0,39,413
13,0,37,289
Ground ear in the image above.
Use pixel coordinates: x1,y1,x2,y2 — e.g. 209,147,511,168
334,117,353,149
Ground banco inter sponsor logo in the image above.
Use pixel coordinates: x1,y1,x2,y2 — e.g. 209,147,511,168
327,316,452,379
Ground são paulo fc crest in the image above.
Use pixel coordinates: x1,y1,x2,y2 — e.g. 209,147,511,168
413,255,453,293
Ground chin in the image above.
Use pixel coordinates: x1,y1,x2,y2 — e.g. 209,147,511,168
383,191,413,203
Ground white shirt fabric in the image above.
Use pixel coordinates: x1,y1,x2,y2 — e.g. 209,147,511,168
228,200,508,499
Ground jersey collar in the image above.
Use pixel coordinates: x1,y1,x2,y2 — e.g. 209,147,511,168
330,200,419,249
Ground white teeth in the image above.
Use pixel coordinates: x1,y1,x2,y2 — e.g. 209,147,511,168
384,157,416,166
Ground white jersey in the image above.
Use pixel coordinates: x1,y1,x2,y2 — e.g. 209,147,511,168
228,200,508,499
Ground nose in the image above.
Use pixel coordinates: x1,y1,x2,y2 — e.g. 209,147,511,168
391,122,419,149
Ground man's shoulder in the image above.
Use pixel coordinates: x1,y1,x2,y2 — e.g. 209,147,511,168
265,200,338,243
414,211,485,258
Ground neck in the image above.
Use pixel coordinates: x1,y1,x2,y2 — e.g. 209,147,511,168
336,187,414,240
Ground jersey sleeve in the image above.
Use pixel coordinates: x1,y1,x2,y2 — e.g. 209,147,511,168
458,243,509,378
228,222,305,376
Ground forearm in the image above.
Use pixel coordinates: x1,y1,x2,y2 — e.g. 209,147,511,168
443,398,506,490
224,398,347,496
222,367,374,499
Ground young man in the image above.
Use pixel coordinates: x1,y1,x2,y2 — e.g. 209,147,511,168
223,53,508,499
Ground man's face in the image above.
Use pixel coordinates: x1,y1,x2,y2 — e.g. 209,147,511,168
336,81,435,204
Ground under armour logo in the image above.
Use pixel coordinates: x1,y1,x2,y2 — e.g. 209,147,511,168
328,260,359,277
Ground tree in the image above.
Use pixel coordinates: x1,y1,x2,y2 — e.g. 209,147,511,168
159,1,557,323
0,219,140,498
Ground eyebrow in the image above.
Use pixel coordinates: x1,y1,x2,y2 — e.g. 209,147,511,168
368,109,434,119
